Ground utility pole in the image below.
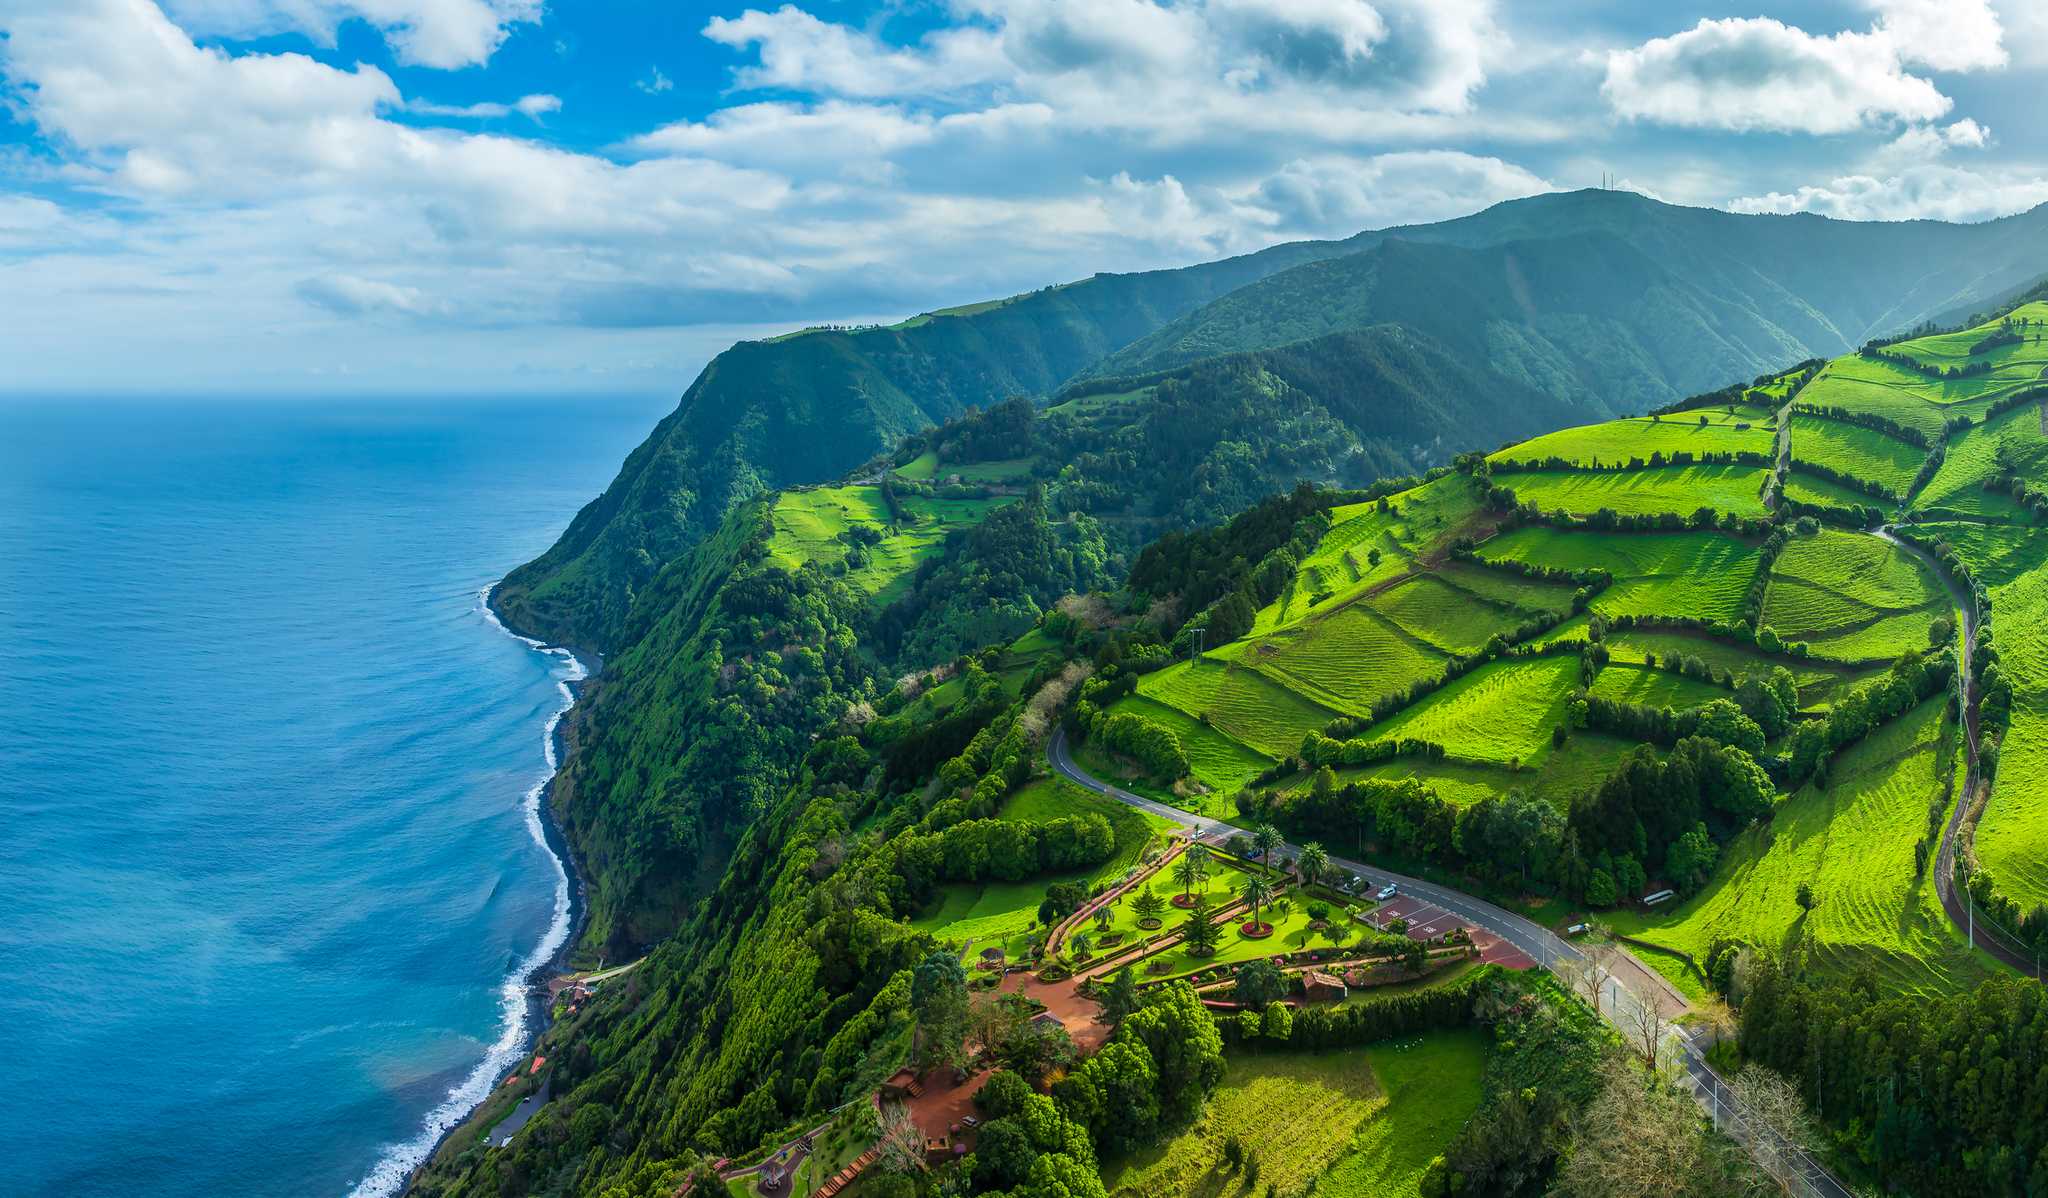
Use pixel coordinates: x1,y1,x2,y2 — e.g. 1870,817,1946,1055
1189,625,1206,664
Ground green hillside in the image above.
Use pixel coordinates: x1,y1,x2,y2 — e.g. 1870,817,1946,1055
496,193,2048,654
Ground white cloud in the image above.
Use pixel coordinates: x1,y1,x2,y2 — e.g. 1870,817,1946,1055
1730,164,2048,223
1997,0,2048,66
408,93,561,121
628,102,936,168
162,0,541,69
1245,151,1553,236
1602,18,1952,135
1868,0,2006,72
296,273,439,316
636,67,674,95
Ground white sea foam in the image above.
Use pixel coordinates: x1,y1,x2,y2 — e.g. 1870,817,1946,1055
344,588,585,1197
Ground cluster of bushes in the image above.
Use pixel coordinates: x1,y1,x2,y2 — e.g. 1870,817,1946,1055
1982,383,2048,421
1492,448,1769,473
1780,649,1955,789
1792,403,1933,449
1650,361,1823,416
1968,319,2029,354
892,814,1116,889
1216,965,1488,1050
1358,639,1576,723
1091,710,1189,779
1496,498,1774,539
1908,440,1947,497
1574,695,1767,754
1129,482,1336,644
1450,542,1609,591
1776,493,1886,529
1296,733,1447,769
1788,459,1899,503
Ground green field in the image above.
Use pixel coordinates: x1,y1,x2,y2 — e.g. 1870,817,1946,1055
1139,658,1344,760
1782,470,1886,513
1324,729,1637,812
1789,413,1926,497
1101,1033,1486,1198
1490,413,1772,469
1363,655,1578,767
1242,602,1447,718
1433,559,1577,615
1915,523,2048,915
1586,662,1728,709
1493,464,1770,518
1612,699,1989,997
1104,694,1276,807
1370,574,1525,655
1258,478,1484,635
1477,527,1762,623
1762,531,1947,661
910,778,1170,958
1913,398,2048,518
766,485,1005,602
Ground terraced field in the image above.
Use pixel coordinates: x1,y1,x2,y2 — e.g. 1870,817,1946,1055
1363,655,1579,767
1494,464,1770,517
1782,470,1888,513
1586,662,1729,709
1490,412,1773,468
1244,602,1446,717
1371,574,1524,654
1612,700,1989,997
1914,522,2048,915
1477,527,1762,623
1257,477,1483,634
1138,658,1342,760
1788,413,1926,497
1763,530,1948,662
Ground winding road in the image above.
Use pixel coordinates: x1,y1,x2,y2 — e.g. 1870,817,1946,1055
1049,729,1852,1197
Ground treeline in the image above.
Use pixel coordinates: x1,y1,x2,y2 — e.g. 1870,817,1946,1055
1080,709,1188,780
1739,960,2048,1197
892,813,1115,891
1127,481,1337,643
1791,403,1932,449
1492,448,1770,473
1650,360,1824,416
1861,344,1995,380
1485,496,1775,539
1567,737,1774,905
1778,651,1954,789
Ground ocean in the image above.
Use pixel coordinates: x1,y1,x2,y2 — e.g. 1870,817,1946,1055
0,395,670,1197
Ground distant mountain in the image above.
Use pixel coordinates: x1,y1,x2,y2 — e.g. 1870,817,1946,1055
500,190,2048,653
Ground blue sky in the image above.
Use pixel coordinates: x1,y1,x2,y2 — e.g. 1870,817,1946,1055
3,0,2047,396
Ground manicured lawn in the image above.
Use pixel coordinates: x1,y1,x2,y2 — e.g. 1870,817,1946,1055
1608,699,1992,997
1492,464,1770,518
1476,527,1762,624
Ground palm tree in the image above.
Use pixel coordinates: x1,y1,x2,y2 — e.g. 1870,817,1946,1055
1297,842,1329,888
1253,823,1283,872
1240,874,1274,931
1173,844,1211,901
1093,904,1113,934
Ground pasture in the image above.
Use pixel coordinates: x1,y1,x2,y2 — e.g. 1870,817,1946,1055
1916,523,2048,916
1370,574,1526,655
1244,603,1446,718
1489,413,1773,468
1100,1033,1486,1198
1611,699,1989,998
1493,464,1770,518
1788,413,1926,497
1913,398,2048,518
766,485,1004,602
1476,527,1762,623
1762,530,1947,662
1362,655,1579,767
1140,658,1344,760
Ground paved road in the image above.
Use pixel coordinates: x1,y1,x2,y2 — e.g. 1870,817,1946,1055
1049,729,1853,1197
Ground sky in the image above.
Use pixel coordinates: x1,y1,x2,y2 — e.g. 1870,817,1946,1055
3,1,2048,396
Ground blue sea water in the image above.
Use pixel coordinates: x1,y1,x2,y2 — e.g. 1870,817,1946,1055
0,395,670,1197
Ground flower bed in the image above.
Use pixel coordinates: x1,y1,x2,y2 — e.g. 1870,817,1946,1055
1137,917,1163,930
1238,922,1274,939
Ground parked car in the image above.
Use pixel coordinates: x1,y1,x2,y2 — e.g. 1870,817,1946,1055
1375,884,1398,901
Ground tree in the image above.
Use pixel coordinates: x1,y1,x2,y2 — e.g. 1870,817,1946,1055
1553,1058,1770,1197
1173,844,1211,901
1119,982,1226,1122
1261,1000,1293,1042
1100,967,1140,1022
1092,904,1113,933
1296,841,1329,887
1794,881,1814,912
1234,959,1286,1008
1585,868,1618,908
912,949,969,1068
1181,898,1222,956
1240,874,1274,930
1252,822,1283,869
876,1102,928,1176
1132,885,1165,925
